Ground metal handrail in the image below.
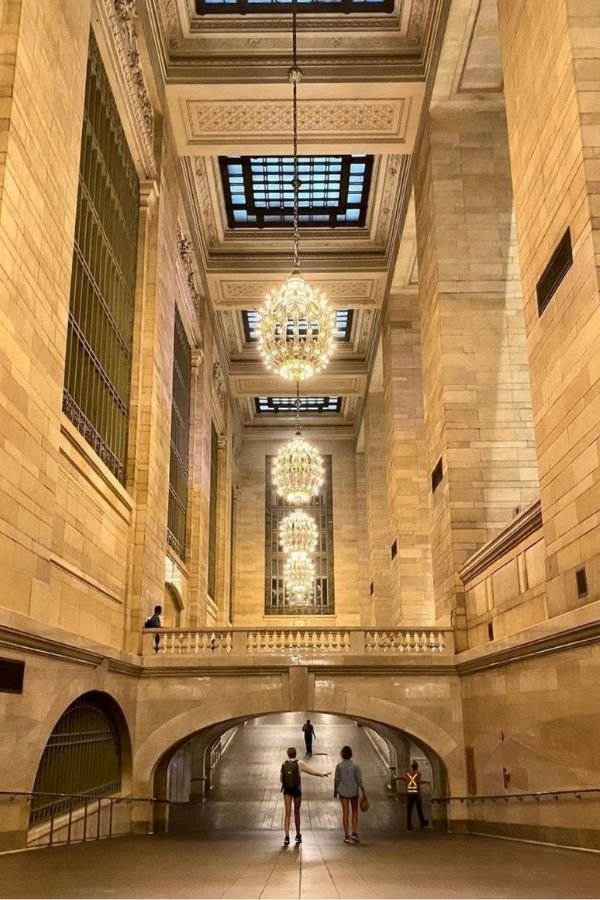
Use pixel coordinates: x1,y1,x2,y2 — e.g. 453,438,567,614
432,787,600,804
0,790,168,802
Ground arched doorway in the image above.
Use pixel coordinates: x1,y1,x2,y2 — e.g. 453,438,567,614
153,712,448,837
28,691,132,844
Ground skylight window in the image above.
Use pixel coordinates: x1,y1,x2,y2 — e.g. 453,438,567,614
197,0,393,14
255,396,342,415
220,156,373,228
243,309,353,343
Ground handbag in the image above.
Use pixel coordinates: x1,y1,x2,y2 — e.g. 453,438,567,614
360,795,369,812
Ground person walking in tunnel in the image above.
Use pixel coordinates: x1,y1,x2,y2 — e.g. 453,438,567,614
334,745,368,844
302,719,316,755
281,746,330,846
402,760,429,831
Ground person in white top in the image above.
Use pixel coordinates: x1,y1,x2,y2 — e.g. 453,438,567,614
280,746,330,845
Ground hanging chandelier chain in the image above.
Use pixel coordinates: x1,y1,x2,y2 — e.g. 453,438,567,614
291,0,300,269
295,380,301,433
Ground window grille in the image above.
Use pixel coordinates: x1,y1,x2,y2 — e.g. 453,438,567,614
62,32,140,484
265,456,334,615
220,156,373,228
167,308,192,560
243,309,353,343
255,396,342,415
30,694,122,826
207,424,219,599
196,0,394,13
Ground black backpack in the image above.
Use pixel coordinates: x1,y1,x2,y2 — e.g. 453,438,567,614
281,759,301,790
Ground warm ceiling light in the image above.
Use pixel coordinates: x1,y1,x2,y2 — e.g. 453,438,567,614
258,275,335,382
284,555,315,602
279,509,318,558
273,433,324,505
256,2,335,383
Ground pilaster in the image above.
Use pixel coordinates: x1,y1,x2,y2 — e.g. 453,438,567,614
414,104,538,625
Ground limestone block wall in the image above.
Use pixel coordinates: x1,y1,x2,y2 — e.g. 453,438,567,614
414,107,539,624
460,627,600,850
382,291,434,625
363,393,393,625
498,0,600,620
0,0,95,629
233,436,362,626
0,0,235,651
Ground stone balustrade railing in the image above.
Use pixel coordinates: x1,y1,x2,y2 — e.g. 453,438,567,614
141,627,453,658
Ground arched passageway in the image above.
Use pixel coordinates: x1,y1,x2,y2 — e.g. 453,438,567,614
155,712,448,838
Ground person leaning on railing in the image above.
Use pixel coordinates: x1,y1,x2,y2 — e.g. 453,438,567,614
144,605,162,653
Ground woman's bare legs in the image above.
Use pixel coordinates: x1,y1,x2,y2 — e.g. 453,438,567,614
350,796,359,834
283,793,292,838
340,797,351,837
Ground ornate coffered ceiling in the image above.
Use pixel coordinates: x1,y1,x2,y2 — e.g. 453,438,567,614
138,0,459,432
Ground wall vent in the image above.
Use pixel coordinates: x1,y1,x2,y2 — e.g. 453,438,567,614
0,658,24,694
487,621,495,641
431,457,443,493
536,228,573,317
390,539,397,560
576,567,588,599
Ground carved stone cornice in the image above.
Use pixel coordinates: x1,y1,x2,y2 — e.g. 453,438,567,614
102,0,156,177
176,223,202,313
459,500,543,585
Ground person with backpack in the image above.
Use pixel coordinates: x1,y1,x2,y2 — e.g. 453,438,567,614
334,745,367,844
280,746,330,846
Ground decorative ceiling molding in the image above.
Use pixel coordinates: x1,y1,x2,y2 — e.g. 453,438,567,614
169,83,421,155
211,274,386,307
186,99,402,141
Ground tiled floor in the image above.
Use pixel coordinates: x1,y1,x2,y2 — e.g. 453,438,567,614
3,715,600,899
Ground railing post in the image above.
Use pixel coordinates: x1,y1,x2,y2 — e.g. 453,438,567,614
350,630,364,655
67,802,73,844
109,798,114,838
96,798,101,840
232,630,247,655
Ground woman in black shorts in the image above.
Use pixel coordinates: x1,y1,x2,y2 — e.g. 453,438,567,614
280,746,330,845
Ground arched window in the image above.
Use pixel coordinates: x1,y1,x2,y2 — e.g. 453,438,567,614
30,693,122,826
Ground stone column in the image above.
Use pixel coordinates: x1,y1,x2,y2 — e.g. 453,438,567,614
215,431,231,625
354,451,375,626
187,348,209,628
497,0,600,618
414,106,538,628
125,180,166,647
382,291,434,625
363,393,393,625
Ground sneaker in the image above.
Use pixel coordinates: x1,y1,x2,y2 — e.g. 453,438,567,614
351,832,360,842
420,820,429,829
344,835,352,844
295,833,302,843
283,835,290,846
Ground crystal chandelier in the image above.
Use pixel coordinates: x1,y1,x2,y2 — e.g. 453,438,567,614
256,2,335,382
279,509,318,558
284,555,315,602
273,428,324,505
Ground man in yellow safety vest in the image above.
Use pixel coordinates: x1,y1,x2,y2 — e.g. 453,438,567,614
401,761,429,831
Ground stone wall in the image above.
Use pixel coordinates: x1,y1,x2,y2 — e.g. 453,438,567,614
498,0,600,620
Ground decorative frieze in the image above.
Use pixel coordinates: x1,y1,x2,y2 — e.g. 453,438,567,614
102,0,156,177
187,100,402,140
176,224,201,313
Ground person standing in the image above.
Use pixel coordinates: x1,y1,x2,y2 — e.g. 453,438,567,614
402,760,429,830
302,719,316,755
280,747,330,846
334,745,367,844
